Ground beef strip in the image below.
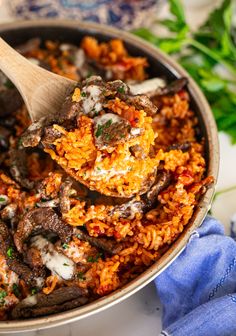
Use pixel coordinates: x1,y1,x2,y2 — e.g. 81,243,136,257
9,149,34,189
75,228,123,255
144,171,171,207
94,113,131,149
0,220,45,287
24,247,43,269
21,117,45,148
14,207,73,253
0,88,23,118
159,77,188,96
59,178,74,213
41,125,64,145
126,95,158,116
110,171,171,219
0,203,18,228
11,286,88,319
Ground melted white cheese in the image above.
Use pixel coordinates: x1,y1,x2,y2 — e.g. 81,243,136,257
94,113,121,126
31,235,75,280
22,295,37,307
82,85,103,114
129,78,166,95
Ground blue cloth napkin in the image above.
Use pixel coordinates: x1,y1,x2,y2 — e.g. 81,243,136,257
155,216,236,336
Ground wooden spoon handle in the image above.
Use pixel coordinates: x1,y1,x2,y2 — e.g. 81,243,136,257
0,37,49,99
0,38,76,121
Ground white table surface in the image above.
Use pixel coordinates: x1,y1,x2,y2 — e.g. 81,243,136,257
0,1,235,335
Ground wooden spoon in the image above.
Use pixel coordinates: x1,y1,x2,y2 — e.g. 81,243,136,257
0,38,77,121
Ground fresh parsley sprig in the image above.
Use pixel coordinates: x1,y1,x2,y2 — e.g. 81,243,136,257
134,0,236,143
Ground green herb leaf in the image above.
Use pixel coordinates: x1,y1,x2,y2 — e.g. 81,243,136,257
0,196,6,203
81,91,87,97
117,86,125,94
0,290,7,304
77,272,85,280
31,288,37,295
87,253,102,263
7,247,13,259
12,283,20,297
62,243,69,249
95,119,113,137
133,0,236,143
63,263,69,266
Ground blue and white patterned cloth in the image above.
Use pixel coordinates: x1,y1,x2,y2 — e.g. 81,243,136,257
8,0,159,29
155,216,236,336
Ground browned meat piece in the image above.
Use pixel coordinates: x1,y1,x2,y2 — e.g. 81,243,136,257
11,286,88,319
127,95,158,116
14,207,73,253
94,113,131,149
138,168,157,196
21,117,45,148
144,171,171,207
24,247,43,269
0,88,23,117
106,80,130,97
57,95,81,125
59,178,74,213
75,228,123,255
110,171,171,219
41,125,63,145
1,203,18,228
0,220,45,287
160,77,188,96
0,126,11,150
9,149,34,189
167,141,191,152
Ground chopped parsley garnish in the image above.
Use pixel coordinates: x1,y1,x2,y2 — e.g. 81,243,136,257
17,138,23,147
31,288,37,295
97,167,101,171
77,272,85,280
12,284,20,297
62,243,69,249
0,197,6,203
81,91,87,97
63,263,69,266
117,86,125,94
7,247,13,259
0,290,7,304
95,119,113,138
87,253,103,263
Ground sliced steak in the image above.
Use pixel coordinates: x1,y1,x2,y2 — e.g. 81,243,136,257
21,117,45,148
94,113,131,149
11,286,88,319
75,228,123,255
160,77,188,96
59,178,74,213
14,207,73,253
0,220,45,287
110,171,171,219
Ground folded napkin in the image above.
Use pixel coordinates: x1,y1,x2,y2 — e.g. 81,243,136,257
155,216,236,336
